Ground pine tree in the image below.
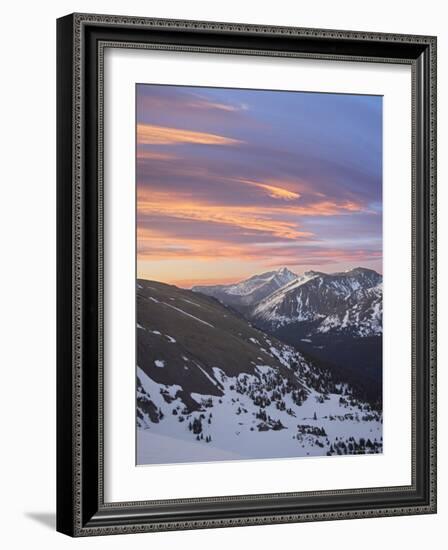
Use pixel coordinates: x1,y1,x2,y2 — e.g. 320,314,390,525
192,417,203,435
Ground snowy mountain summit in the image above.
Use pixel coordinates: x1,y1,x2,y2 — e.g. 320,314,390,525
252,267,382,337
192,267,297,310
194,267,382,338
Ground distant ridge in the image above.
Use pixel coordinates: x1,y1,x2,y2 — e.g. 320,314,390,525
192,267,297,312
193,267,382,338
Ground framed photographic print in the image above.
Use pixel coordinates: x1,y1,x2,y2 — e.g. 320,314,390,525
57,13,437,536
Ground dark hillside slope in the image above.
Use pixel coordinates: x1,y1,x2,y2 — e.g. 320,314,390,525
136,279,332,411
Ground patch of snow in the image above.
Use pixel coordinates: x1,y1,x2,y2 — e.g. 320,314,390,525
194,363,219,387
181,298,202,308
137,360,382,465
161,301,214,328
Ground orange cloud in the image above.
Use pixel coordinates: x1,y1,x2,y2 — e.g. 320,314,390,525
237,179,300,201
136,149,177,161
137,188,363,234
136,229,262,261
135,187,366,267
137,162,301,201
137,123,243,146
137,191,312,240
285,200,363,216
136,228,380,270
138,90,249,115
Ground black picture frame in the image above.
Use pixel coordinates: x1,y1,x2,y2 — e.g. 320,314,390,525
57,13,437,537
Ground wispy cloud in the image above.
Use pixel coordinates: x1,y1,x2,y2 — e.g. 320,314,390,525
137,226,381,266
137,86,249,116
189,95,249,113
137,123,243,146
237,179,300,201
136,149,177,161
137,188,364,224
137,191,313,240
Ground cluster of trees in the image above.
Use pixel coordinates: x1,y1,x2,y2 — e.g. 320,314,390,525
195,433,213,443
160,388,177,404
288,355,340,396
188,417,203,435
296,344,383,410
136,376,163,425
296,424,327,437
327,436,382,456
233,368,309,412
255,408,285,431
361,412,382,422
290,388,308,406
338,394,378,413
252,393,271,408
257,419,285,432
320,410,381,423
315,394,330,404
187,413,214,442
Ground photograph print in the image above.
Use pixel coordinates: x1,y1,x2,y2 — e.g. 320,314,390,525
136,84,383,465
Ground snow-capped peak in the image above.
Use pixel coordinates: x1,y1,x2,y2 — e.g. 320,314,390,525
252,267,382,337
193,268,297,307
224,268,297,298
276,266,296,278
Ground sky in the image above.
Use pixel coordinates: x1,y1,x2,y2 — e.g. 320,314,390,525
136,84,382,288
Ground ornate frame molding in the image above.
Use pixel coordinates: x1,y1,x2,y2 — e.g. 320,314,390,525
57,13,437,537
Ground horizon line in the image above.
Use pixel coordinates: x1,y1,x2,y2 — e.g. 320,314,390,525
137,264,383,290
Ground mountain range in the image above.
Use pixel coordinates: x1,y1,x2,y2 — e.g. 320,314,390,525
136,278,382,465
193,267,382,405
193,266,382,338
192,267,297,313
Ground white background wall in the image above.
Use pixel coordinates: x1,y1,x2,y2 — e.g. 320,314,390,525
0,1,445,548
